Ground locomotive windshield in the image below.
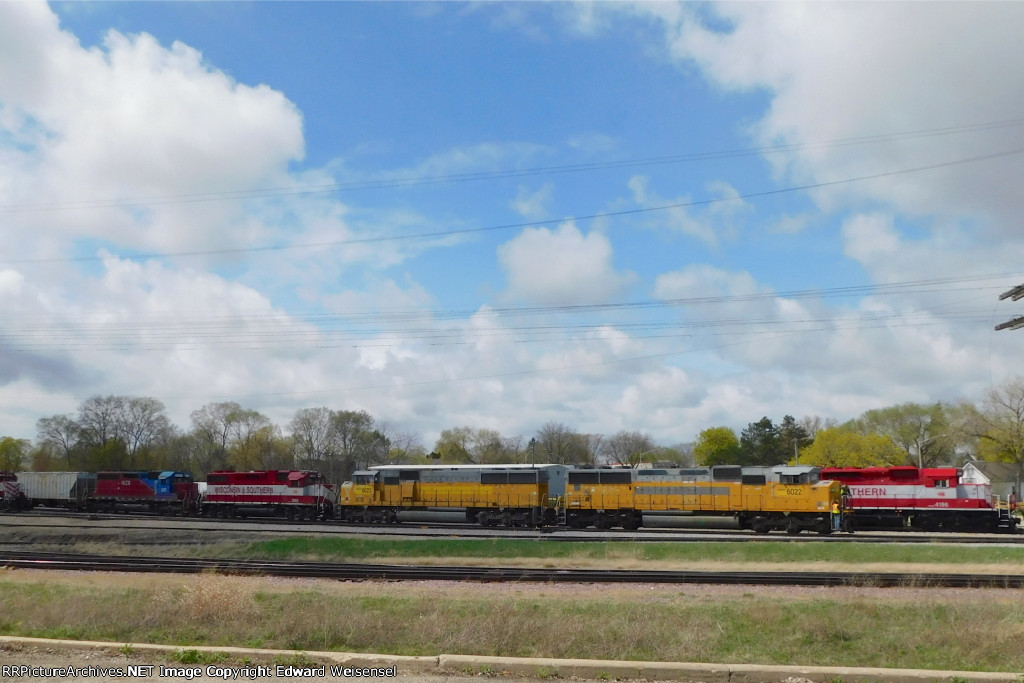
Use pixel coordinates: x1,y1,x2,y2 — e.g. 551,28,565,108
774,466,821,485
352,472,377,485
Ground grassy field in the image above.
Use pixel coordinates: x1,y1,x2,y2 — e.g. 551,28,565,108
5,536,1023,673
230,536,1024,569
1,570,1023,672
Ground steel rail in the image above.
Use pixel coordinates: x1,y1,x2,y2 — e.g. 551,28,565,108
1,551,1022,588
3,511,1023,544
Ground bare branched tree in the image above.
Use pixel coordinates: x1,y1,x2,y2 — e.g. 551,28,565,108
36,414,81,467
964,378,1024,483
535,422,591,465
605,430,655,467
189,401,242,473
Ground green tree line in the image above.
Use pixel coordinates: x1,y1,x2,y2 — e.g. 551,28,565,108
693,377,1024,483
4,377,1024,482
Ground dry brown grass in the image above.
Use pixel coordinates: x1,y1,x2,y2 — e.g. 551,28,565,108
152,572,261,624
2,569,1024,671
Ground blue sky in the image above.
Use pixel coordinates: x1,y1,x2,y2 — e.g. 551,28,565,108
2,2,1024,450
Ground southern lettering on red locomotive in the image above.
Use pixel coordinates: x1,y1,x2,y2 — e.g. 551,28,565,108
202,470,335,520
822,466,1017,532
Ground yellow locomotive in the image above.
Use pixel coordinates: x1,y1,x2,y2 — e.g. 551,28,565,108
337,463,842,534
564,465,840,534
338,464,564,526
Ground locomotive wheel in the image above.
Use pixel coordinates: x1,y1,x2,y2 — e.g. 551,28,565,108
785,518,802,535
751,519,770,534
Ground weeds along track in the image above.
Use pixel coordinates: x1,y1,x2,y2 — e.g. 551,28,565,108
4,510,1024,544
1,550,1023,588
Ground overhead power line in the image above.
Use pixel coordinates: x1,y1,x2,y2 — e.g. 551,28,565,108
5,270,1019,325
5,277,1017,404
0,273,1016,353
3,115,1024,215
5,146,1023,266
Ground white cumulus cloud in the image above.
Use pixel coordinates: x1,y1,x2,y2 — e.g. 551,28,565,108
498,220,636,304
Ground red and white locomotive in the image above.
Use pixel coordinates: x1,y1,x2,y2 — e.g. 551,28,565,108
0,471,25,511
822,466,1017,532
201,469,336,520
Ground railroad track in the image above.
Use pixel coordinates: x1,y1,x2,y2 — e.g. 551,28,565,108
4,510,1024,544
1,551,1023,588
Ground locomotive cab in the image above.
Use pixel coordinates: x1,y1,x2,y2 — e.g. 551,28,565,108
773,465,821,485
340,470,380,507
822,465,1017,532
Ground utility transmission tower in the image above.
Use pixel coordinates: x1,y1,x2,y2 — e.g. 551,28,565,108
996,283,1024,331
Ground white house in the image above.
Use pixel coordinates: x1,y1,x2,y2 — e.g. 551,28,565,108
962,461,1022,503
